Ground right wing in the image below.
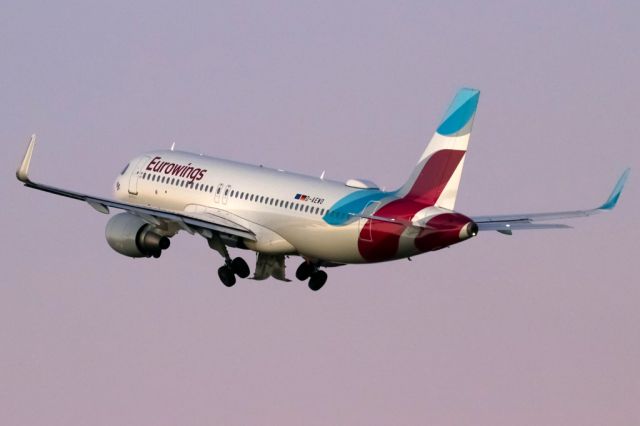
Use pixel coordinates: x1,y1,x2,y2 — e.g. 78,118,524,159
16,135,256,241
471,168,630,235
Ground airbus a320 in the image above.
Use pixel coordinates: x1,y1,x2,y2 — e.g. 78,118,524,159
16,89,629,291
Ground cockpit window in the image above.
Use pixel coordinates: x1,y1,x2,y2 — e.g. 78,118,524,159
120,163,130,175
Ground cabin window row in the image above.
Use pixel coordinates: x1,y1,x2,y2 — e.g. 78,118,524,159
143,172,215,191
141,172,347,218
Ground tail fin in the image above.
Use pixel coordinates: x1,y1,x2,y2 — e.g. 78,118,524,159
398,88,480,209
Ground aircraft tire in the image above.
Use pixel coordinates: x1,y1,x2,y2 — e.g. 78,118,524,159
218,265,236,287
308,271,327,291
231,257,250,279
296,262,313,281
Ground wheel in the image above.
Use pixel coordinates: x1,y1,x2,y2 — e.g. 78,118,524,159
231,257,250,279
218,265,236,287
308,270,327,291
296,262,313,281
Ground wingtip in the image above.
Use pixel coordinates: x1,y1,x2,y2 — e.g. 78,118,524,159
16,134,36,183
599,168,630,210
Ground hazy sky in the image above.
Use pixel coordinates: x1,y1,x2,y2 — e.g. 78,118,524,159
1,1,638,425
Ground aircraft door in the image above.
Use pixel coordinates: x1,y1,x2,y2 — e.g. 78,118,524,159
128,156,150,195
214,183,223,203
222,185,231,205
358,201,381,242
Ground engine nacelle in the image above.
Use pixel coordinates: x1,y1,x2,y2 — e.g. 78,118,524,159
105,213,170,258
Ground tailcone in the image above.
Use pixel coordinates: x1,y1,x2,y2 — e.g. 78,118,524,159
459,221,478,240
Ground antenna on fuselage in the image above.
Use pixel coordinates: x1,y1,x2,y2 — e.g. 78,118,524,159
320,170,325,180
170,142,175,151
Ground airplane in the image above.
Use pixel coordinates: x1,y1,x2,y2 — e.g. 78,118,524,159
16,88,629,291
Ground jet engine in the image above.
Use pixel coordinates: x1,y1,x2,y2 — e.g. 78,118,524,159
105,213,170,258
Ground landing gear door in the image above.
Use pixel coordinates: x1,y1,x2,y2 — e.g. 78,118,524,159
128,156,150,196
358,200,381,242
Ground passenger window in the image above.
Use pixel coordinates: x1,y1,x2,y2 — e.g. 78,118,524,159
230,190,234,197
180,181,185,187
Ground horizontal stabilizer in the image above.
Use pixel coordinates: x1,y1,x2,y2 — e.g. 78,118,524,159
477,222,571,234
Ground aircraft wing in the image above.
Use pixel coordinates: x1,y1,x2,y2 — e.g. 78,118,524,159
16,135,256,241
471,169,630,235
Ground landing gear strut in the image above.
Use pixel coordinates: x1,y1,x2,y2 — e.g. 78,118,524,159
208,234,250,287
296,261,328,291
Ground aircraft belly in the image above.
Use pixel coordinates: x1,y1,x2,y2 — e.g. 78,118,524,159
276,221,364,264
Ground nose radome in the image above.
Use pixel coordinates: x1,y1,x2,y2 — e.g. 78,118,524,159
459,221,479,240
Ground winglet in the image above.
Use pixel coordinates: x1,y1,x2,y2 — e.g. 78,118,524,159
599,168,630,210
16,134,36,183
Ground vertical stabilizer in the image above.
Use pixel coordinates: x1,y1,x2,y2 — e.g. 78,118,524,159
398,88,479,209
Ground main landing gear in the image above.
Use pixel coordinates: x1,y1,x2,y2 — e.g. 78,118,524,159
208,234,328,291
208,234,250,288
218,257,250,287
296,261,328,291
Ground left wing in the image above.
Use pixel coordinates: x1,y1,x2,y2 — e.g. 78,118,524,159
471,168,630,235
16,135,256,241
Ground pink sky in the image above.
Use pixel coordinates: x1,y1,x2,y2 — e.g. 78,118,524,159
1,1,638,425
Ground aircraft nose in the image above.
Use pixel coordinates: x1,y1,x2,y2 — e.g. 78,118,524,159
459,221,479,240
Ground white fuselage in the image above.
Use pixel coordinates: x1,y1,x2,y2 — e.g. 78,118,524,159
113,150,398,263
